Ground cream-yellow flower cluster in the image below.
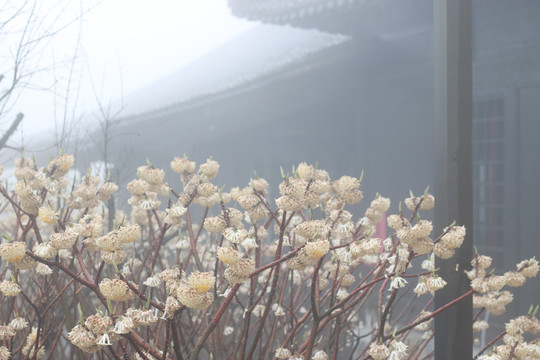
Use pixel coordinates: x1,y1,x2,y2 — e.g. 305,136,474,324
176,280,214,310
224,258,256,284
99,278,135,301
287,240,330,270
0,242,26,263
468,256,538,316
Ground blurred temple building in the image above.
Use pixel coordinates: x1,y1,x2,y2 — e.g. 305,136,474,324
83,0,540,325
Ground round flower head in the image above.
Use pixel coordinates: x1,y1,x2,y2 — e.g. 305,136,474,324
387,214,409,230
48,154,74,179
193,193,218,208
237,194,260,210
223,326,234,336
50,228,79,250
420,194,435,210
96,233,121,251
410,220,433,239
368,343,390,360
160,267,181,284
217,247,242,265
410,237,434,255
339,273,355,287
199,159,220,180
224,259,255,283
137,165,165,186
113,316,134,334
85,314,113,335
0,345,11,360
223,227,248,244
312,350,328,360
204,216,227,233
428,276,447,291
161,296,181,319
336,288,349,300
127,179,148,195
22,327,46,358
127,308,158,327
294,220,328,239
473,320,490,333
370,196,391,213
337,186,362,204
389,340,408,357
136,195,160,210
296,162,314,180
0,324,16,340
15,181,40,215
176,283,214,310
275,347,291,359
38,207,57,224
327,263,350,278
9,317,28,331
143,275,161,288
504,271,526,287
251,178,269,192
231,258,255,277
196,182,217,197
165,205,187,224
96,182,119,202
405,194,434,211
334,175,360,194
117,224,141,244
389,276,408,290
101,249,126,265
304,240,330,260
99,278,135,301
433,243,455,259
83,238,100,252
440,225,466,250
45,177,68,194
0,242,26,263
76,215,103,238
68,324,98,351
275,195,303,212
33,242,57,259
223,208,244,227
518,258,539,278
187,272,216,293
0,280,21,297
252,304,266,318
171,156,196,174
238,232,257,248
35,263,53,275
365,208,383,224
248,205,268,222
272,303,286,316
414,280,429,296
286,256,308,270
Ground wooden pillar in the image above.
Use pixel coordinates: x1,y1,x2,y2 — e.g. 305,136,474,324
433,0,473,359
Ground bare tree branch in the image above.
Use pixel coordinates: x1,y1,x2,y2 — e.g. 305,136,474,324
0,112,23,150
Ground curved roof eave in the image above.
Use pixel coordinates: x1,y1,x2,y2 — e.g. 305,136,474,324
228,0,366,26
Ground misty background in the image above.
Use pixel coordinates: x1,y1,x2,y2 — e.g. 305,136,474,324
1,0,539,340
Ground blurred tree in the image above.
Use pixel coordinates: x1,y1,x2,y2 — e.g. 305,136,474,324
0,0,98,153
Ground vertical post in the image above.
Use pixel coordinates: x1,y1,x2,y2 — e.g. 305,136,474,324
433,0,473,359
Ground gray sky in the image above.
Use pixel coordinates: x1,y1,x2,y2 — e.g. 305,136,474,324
1,0,254,142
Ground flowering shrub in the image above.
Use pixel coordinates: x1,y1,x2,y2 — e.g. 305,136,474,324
0,155,537,359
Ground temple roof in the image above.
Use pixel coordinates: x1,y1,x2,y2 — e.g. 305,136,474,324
116,24,349,121
227,0,366,29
